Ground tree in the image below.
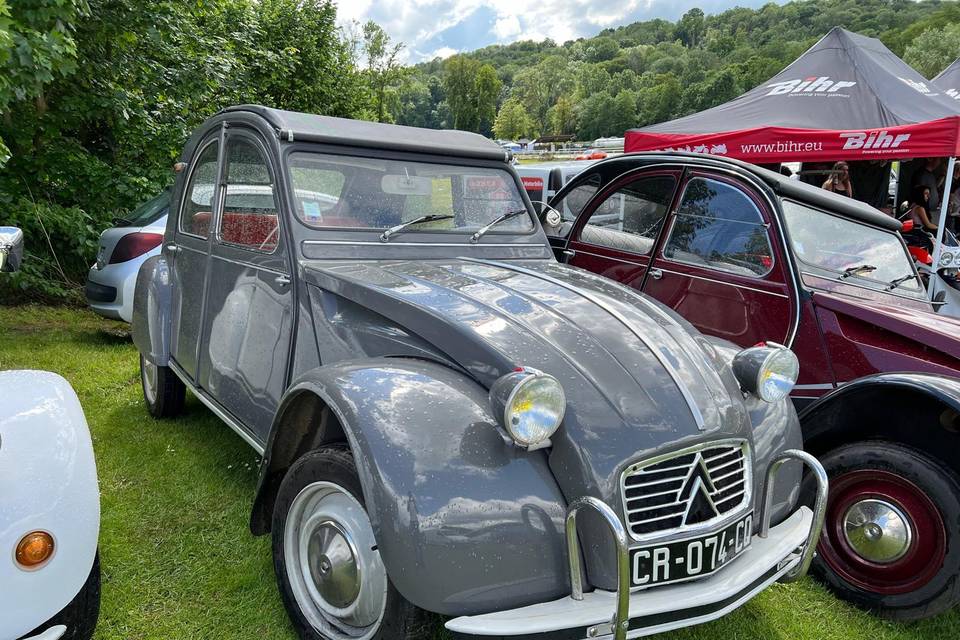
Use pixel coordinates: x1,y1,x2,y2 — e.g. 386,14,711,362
474,64,501,136
547,96,576,135
676,8,706,48
493,97,534,140
360,20,406,122
443,54,481,130
0,0,87,164
904,24,960,79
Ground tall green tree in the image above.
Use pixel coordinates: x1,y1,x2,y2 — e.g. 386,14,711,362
360,20,406,122
493,97,533,140
443,54,481,130
474,63,501,136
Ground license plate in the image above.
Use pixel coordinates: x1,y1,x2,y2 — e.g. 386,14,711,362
630,512,753,588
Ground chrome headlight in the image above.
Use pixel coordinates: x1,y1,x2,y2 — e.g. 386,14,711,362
732,343,799,403
489,367,566,449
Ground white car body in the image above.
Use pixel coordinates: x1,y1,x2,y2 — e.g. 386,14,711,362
0,370,100,640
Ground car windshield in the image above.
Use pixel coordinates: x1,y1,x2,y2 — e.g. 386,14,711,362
287,152,533,236
781,200,922,295
125,190,170,227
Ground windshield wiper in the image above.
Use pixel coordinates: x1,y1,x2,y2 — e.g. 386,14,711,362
885,274,916,291
380,214,454,242
839,264,877,279
470,209,528,243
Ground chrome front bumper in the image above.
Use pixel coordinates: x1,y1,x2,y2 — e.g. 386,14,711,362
446,450,828,640
21,625,68,640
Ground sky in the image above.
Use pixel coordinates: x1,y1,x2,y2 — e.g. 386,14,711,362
336,0,784,63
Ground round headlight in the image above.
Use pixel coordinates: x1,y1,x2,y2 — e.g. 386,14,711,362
489,368,566,448
732,343,799,403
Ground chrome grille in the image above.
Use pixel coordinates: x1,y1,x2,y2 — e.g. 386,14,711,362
620,440,751,540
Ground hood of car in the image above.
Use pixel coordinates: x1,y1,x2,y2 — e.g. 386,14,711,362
302,257,753,505
812,290,960,375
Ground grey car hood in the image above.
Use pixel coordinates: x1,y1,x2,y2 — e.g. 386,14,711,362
302,258,752,508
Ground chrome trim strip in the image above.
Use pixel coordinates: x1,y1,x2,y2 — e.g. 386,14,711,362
568,248,654,266
793,383,834,390
460,257,706,429
303,239,548,248
168,359,265,454
656,268,790,299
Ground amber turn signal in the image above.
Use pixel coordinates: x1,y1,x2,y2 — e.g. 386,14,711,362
15,531,55,569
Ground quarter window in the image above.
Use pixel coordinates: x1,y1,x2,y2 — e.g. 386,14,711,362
219,138,279,252
179,142,219,238
664,177,773,276
577,175,676,256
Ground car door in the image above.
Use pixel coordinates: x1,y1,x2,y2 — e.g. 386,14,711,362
197,129,294,442
564,170,680,290
643,172,794,347
169,135,221,381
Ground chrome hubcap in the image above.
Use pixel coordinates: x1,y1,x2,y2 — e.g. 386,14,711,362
842,499,913,563
307,521,361,608
284,481,386,639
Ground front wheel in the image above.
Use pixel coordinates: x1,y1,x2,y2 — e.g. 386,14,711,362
140,354,185,418
808,441,960,620
272,446,431,640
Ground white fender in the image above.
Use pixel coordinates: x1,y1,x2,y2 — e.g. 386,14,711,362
0,370,100,639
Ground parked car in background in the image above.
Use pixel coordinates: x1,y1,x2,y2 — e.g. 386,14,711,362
1,227,101,640
86,190,169,322
544,152,960,620
515,160,593,213
134,106,827,640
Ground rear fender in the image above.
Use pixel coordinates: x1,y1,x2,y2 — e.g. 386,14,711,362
252,357,569,616
132,254,172,365
799,373,960,471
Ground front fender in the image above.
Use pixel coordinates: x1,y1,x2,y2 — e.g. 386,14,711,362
257,358,570,616
0,371,100,639
132,254,172,366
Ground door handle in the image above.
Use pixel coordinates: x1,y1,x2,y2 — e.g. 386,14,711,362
648,268,663,280
275,274,291,286
164,243,180,253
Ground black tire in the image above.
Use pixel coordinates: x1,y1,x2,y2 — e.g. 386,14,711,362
804,441,960,620
20,552,101,640
140,354,185,418
272,446,431,640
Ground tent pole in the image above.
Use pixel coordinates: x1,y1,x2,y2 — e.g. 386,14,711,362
930,156,956,301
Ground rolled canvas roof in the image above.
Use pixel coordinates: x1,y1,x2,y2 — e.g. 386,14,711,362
625,27,960,162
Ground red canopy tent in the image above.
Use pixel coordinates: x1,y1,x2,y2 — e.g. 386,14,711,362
624,28,960,163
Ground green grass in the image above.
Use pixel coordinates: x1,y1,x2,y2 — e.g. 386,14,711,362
1,305,958,640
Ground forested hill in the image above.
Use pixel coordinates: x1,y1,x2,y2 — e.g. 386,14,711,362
397,0,960,141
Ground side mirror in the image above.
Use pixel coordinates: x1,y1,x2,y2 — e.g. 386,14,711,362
0,226,24,273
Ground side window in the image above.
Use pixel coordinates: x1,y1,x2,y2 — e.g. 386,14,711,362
663,177,773,277
179,142,219,238
577,175,676,256
219,137,279,252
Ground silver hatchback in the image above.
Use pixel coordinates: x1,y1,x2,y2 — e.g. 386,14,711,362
85,191,168,322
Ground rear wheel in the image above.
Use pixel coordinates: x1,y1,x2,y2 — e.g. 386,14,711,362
140,354,185,418
809,441,960,620
272,446,430,640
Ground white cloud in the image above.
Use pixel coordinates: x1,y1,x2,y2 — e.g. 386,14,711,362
335,0,775,62
426,46,461,60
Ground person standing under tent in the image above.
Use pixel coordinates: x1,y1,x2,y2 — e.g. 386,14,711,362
822,161,853,197
913,157,942,215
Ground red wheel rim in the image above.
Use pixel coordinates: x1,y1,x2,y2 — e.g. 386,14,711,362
819,470,946,595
